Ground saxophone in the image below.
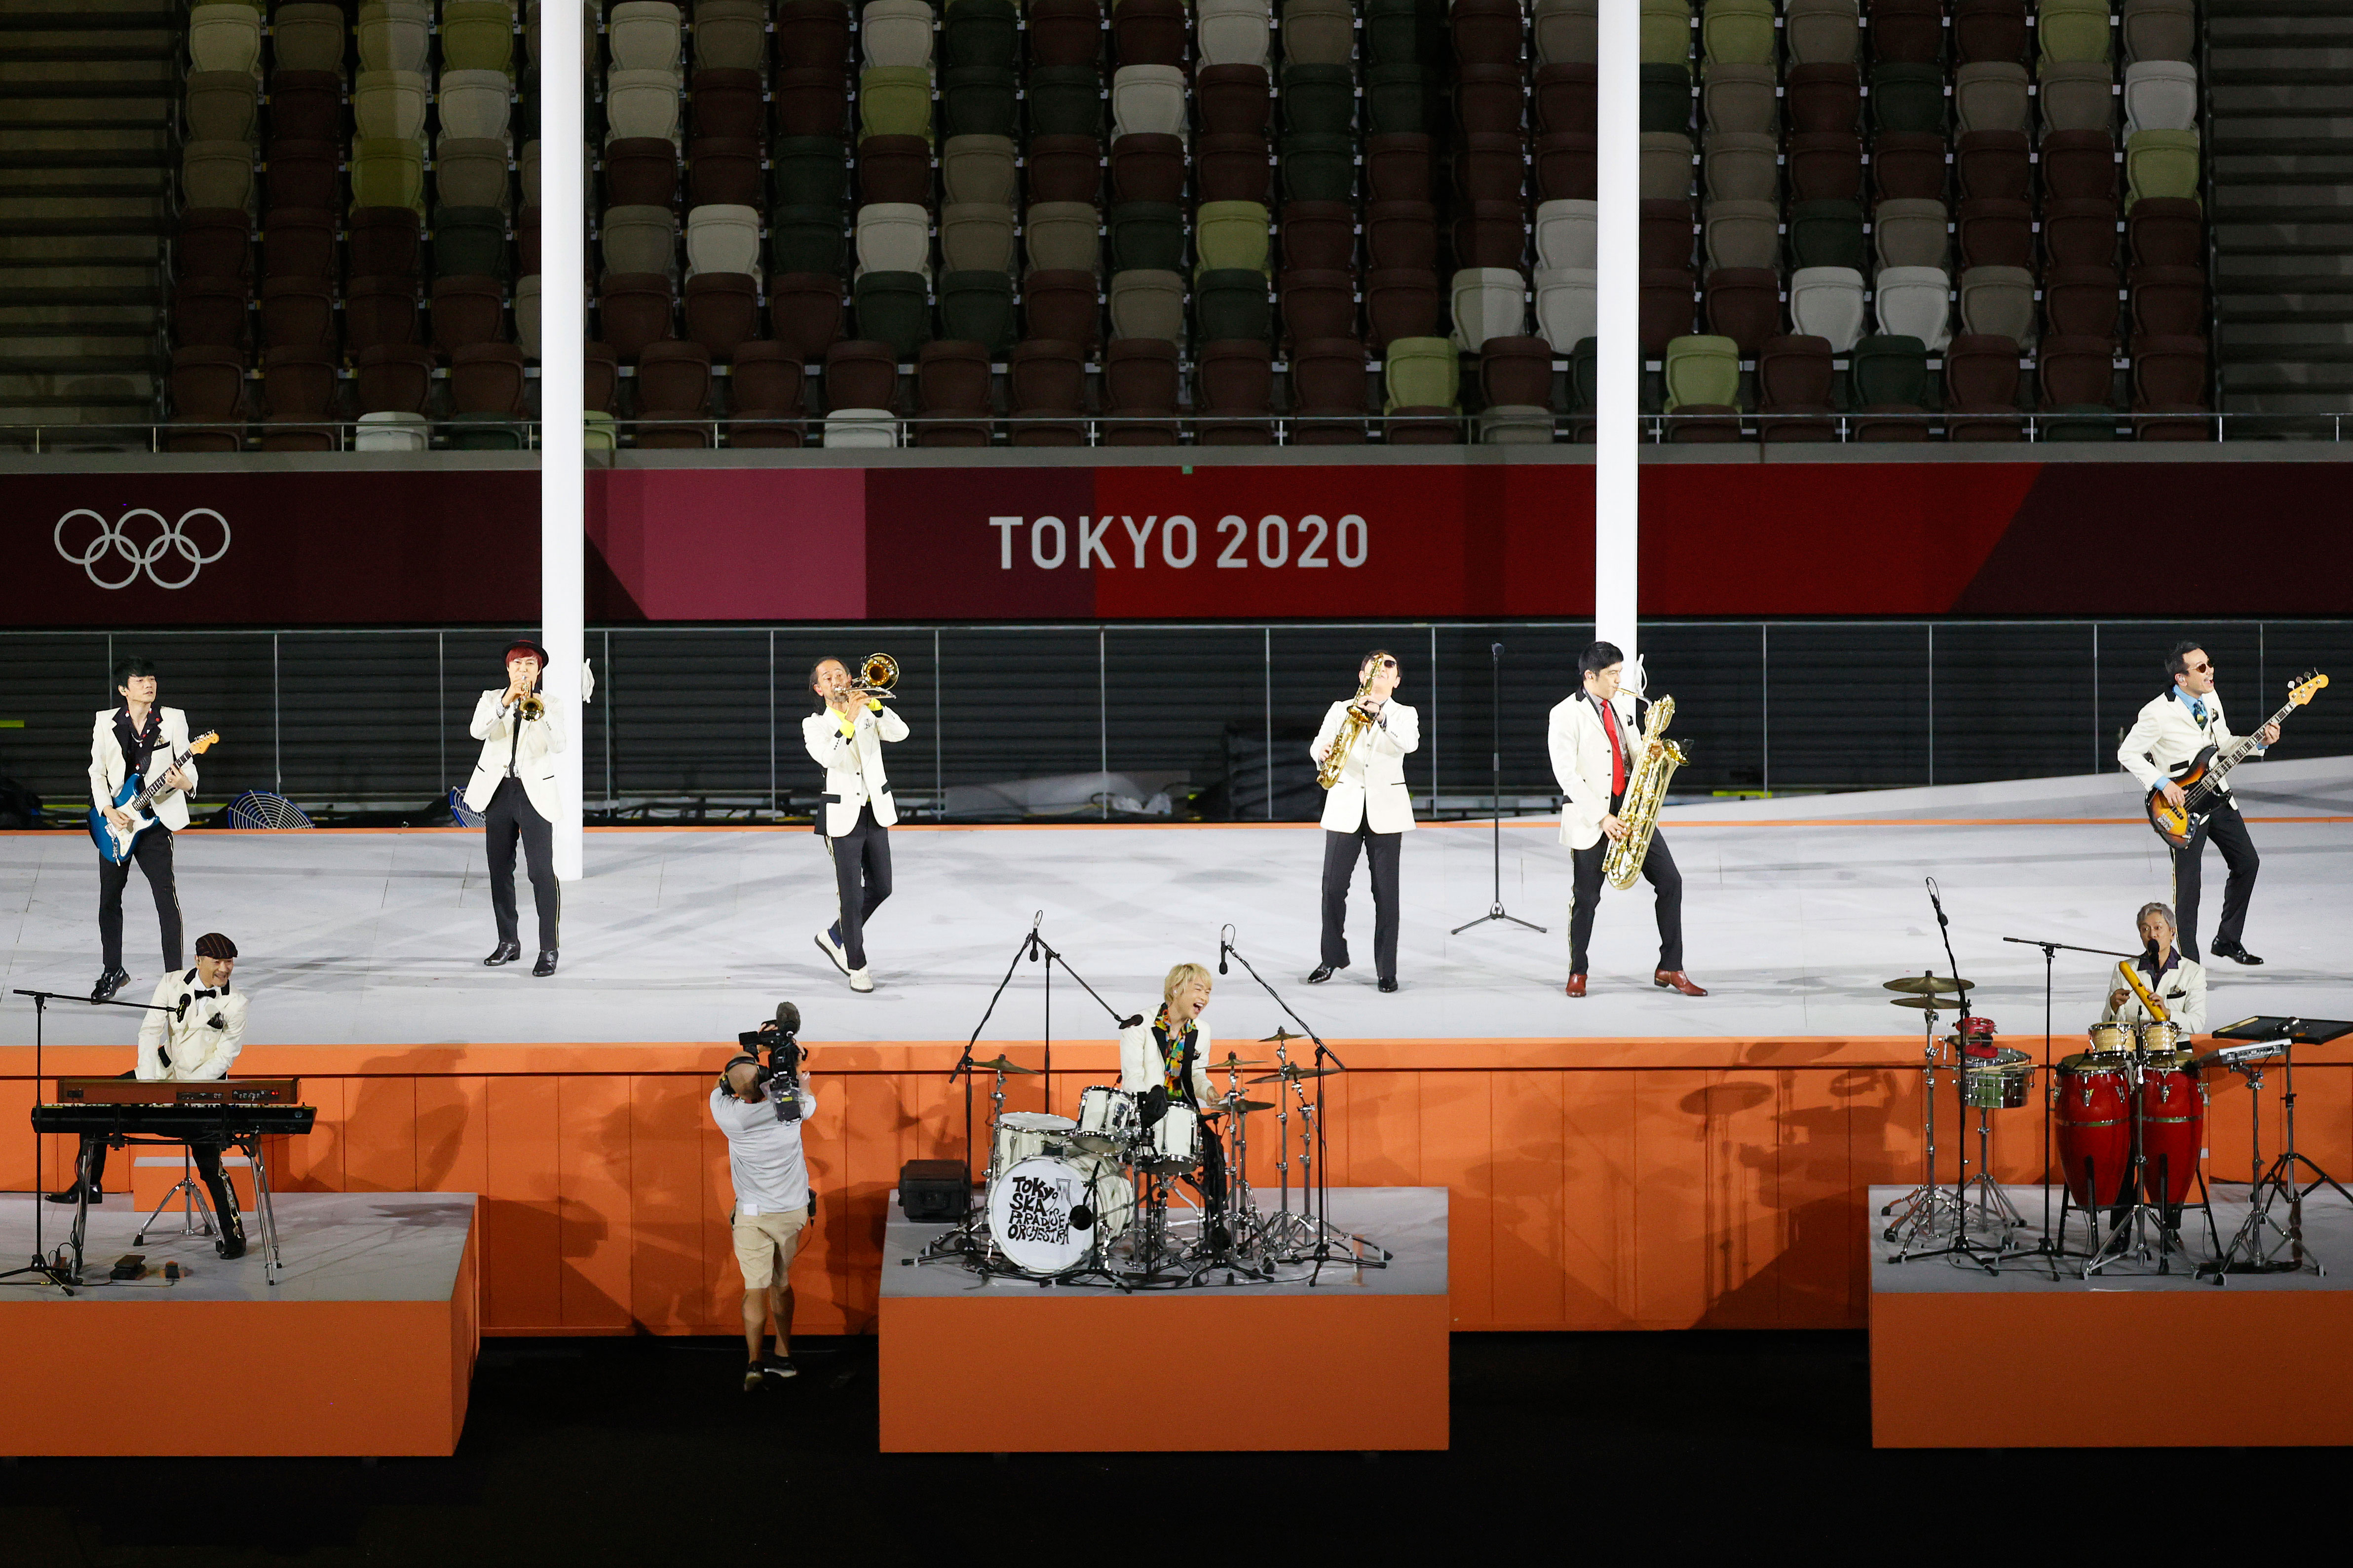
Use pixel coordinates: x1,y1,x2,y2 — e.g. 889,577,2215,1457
1316,676,1379,790
1603,695,1687,890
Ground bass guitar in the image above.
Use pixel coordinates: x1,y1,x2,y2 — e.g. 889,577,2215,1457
87,730,219,865
2144,672,2326,848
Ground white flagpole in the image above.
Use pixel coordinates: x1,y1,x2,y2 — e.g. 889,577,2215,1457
540,0,587,880
1593,0,1642,666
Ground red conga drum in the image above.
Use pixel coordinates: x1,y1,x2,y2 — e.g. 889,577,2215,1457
2054,1053,2133,1209
2136,1051,2205,1207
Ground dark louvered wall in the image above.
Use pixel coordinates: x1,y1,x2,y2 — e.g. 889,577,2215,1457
4,621,2349,817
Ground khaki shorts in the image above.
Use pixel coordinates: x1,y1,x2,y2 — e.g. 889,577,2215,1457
732,1208,808,1290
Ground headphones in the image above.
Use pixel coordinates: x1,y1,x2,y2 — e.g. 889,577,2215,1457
716,1055,761,1098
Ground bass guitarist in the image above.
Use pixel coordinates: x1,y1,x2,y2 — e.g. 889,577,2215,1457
2118,641,2278,966
87,656,195,1003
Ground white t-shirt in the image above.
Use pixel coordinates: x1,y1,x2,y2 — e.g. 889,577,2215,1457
708,1083,819,1215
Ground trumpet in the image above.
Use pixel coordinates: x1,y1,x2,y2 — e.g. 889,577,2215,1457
517,690,545,721
847,652,899,702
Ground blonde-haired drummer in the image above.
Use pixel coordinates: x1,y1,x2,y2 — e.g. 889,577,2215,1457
2102,901,2207,1034
1118,963,1228,1244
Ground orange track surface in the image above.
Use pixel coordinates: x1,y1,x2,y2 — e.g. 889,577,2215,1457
7,1039,2345,1337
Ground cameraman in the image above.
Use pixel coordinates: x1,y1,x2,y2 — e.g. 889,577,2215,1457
709,1003,818,1390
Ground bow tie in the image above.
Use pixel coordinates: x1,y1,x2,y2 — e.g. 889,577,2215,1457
189,987,219,999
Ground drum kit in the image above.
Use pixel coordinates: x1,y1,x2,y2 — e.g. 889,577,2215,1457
919,1033,1389,1289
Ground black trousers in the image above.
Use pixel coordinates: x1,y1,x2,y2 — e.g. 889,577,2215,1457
98,825,182,971
1568,791,1685,975
2172,796,2258,963
485,777,561,951
78,1131,230,1210
825,804,892,969
1319,823,1402,981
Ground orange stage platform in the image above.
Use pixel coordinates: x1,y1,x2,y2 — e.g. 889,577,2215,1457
877,1188,1449,1452
0,1192,480,1456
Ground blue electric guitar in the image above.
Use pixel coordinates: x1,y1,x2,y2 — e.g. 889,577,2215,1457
87,730,218,865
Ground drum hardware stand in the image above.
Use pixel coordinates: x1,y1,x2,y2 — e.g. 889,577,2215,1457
2201,1017,2353,1280
1955,1103,2029,1235
6,986,184,1294
1998,935,2136,1276
1220,930,1390,1283
134,1147,221,1245
1881,984,1964,1255
1450,640,1547,938
1887,882,2004,1273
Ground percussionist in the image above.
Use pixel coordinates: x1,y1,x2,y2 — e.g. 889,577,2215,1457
2101,900,2207,1036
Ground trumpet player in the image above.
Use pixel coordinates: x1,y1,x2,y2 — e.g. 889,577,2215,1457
464,639,565,976
804,656,909,994
1549,642,1704,999
1307,650,1418,994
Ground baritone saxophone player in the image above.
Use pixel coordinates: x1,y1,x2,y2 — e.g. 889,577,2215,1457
1548,642,1706,999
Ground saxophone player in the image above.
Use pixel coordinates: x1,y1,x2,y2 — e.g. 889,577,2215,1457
1549,642,1705,999
1307,651,1418,993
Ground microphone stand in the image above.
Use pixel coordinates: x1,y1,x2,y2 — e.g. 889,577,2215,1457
6,987,183,1292
1999,934,2137,1275
1220,931,1390,1285
1452,641,1547,937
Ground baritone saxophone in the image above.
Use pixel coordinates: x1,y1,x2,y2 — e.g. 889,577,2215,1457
1602,696,1687,890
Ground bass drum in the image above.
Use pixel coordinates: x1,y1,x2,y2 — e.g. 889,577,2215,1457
987,1153,1133,1275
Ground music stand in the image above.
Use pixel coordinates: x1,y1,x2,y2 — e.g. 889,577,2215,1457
2201,1014,2353,1278
1451,641,1546,937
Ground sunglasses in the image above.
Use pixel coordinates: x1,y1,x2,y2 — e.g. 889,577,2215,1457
2189,662,2212,673
1373,658,1398,669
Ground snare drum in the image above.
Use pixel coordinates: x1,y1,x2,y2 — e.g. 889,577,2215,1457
2054,1054,2134,1210
1071,1085,1137,1155
1143,1102,1201,1169
990,1111,1076,1176
2085,1022,2135,1060
2137,1020,2190,1057
1962,1046,2034,1109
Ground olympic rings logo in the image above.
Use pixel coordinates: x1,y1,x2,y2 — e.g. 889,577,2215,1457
54,508,232,590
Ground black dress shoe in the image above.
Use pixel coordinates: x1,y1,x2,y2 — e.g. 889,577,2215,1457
1306,964,1343,984
532,950,559,977
45,1185,101,1205
1377,976,1399,993
483,941,522,967
2208,939,2265,966
91,966,129,1003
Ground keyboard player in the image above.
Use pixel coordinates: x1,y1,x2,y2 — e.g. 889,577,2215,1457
47,931,249,1258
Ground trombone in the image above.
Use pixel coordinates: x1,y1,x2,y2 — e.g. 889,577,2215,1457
846,652,899,702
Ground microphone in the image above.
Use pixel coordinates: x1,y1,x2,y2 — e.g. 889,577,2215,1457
1218,923,1234,975
1026,910,1043,962
173,996,192,1022
1926,876,1948,929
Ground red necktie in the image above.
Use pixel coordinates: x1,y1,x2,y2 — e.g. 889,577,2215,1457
1601,701,1626,796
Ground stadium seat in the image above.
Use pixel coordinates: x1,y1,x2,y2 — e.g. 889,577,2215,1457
775,0,852,70
2039,0,2114,65
1661,333,1740,417
1703,200,1779,272
2040,60,2119,135
939,271,1018,352
1114,65,1189,141
1703,133,1778,204
1534,200,1598,271
1787,132,1863,203
609,3,684,71
1366,63,1438,136
267,71,342,143
2126,128,2203,209
1108,202,1186,273
686,204,762,278
1873,264,1952,349
170,343,249,421
451,341,529,416
349,138,425,214
1025,203,1102,275
2045,197,2124,268
1872,131,1950,201
271,4,347,74
442,4,516,75
1197,134,1273,204
1641,133,1697,200
262,209,335,281
824,338,900,410
1449,268,1528,353
942,66,1020,141
1283,202,1357,270
1115,0,1188,66
357,1,430,75
1699,63,1773,137
854,203,933,278
821,409,897,447
727,341,808,448
1366,269,1442,348
2123,0,2197,65
860,67,936,142
1957,197,2033,269
853,271,934,356
1199,0,1274,71
186,72,258,144
1534,0,1600,66
1789,199,1867,270
264,140,341,211
862,0,935,69
1478,336,1555,421
190,3,264,76
1955,62,2032,136
1870,63,1947,134
695,1,771,73
2130,333,2208,418
1288,336,1369,444
1278,268,1354,346
1457,66,1527,135
1368,202,1439,271
2124,61,2199,138
1639,0,1692,66
180,210,254,281
1024,269,1102,350
1004,337,1088,446
1955,130,2031,202
587,341,620,415
1702,265,1780,352
2038,333,2119,411
170,274,249,351
1027,66,1106,139
692,69,767,143
770,272,846,358
1785,63,1861,135
1195,270,1271,341
1784,0,1860,66
636,340,716,448
1944,331,2024,440
689,138,763,208
1029,0,1106,69
1639,266,1698,353
1196,202,1272,278
774,67,851,138
1959,264,2038,347
847,135,925,207
2044,264,2123,340
1953,0,2028,65
1110,135,1187,205
1101,335,1180,441
941,204,1018,274
606,70,684,145
1873,198,1950,271
1700,0,1776,69
681,273,758,360
437,141,514,213
1381,336,1461,444
344,274,421,350
1195,340,1276,445
2129,197,2202,267
1108,269,1186,345
913,339,995,447
513,273,542,359
1849,331,1933,441
772,136,849,208
1788,266,1866,351
355,341,437,413
1536,63,1600,136
182,141,257,212
1454,200,1527,269
430,275,507,353
597,272,678,361
770,205,848,276
2130,264,2208,339
1755,332,1840,442
259,276,335,350
1199,65,1274,138
942,136,1017,207
1642,64,1695,135
1641,199,1696,268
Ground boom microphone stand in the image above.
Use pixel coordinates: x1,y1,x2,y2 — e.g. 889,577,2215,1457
6,986,185,1293
1219,926,1391,1284
1998,934,2137,1276
1453,642,1547,937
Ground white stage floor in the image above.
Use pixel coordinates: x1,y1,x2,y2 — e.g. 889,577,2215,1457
4,757,2349,1046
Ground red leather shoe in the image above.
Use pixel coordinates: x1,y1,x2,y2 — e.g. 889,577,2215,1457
1564,974,1587,998
1653,969,1708,997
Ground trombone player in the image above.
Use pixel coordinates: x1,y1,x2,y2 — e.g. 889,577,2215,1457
1549,641,1705,999
805,655,909,994
1307,649,1418,993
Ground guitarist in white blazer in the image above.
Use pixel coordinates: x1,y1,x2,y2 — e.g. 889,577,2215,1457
2116,640,2278,966
1307,650,1417,993
87,656,194,1002
463,639,566,976
1548,642,1705,999
802,657,910,993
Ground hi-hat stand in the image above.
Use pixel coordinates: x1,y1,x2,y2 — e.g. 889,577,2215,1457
1451,641,1546,938
1881,982,1964,1251
5,986,183,1293
2201,1014,2353,1280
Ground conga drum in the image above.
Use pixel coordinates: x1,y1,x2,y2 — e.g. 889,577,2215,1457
2054,1052,2134,1209
2136,1049,2205,1207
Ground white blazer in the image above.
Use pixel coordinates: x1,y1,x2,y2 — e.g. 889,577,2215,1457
2098,953,2208,1034
1119,1018,1214,1106
463,689,567,820
88,707,197,831
136,969,248,1081
2117,687,2260,798
1310,699,1419,834
802,702,910,836
1549,688,1642,852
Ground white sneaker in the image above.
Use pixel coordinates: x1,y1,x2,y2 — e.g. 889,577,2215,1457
813,928,849,976
848,966,874,993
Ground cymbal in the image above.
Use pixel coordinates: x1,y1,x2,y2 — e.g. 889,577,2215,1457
1889,995,1958,1010
1248,1064,1342,1083
1204,1055,1266,1071
1220,1097,1277,1114
1883,975,1973,995
1258,1028,1308,1045
967,1054,1040,1075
